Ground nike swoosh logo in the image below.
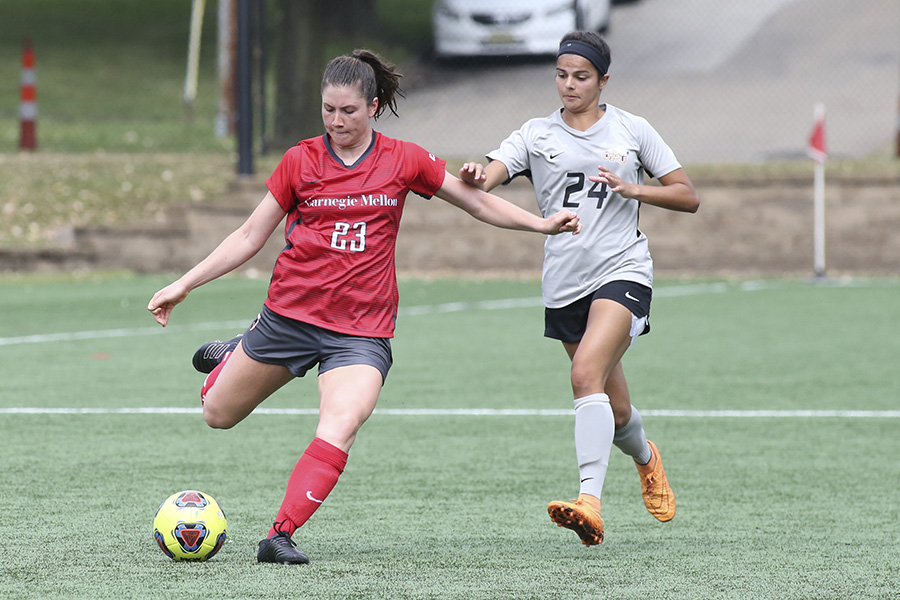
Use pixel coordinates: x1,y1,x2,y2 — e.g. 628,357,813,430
306,491,324,504
580,477,593,484
549,152,563,160
625,291,640,302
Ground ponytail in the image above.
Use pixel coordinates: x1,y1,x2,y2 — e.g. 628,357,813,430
321,49,404,119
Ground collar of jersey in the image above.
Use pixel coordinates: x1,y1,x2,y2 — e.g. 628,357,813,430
323,130,378,169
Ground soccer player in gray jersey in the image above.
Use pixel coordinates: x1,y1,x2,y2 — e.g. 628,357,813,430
460,31,699,546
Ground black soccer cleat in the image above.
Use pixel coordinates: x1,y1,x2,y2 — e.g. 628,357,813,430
191,334,242,374
257,531,309,565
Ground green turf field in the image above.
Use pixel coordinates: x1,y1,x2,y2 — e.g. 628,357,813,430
1,274,898,599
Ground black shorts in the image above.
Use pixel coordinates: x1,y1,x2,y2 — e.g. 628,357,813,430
544,280,652,343
240,305,393,382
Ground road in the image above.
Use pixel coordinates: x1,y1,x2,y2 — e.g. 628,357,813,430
378,0,900,164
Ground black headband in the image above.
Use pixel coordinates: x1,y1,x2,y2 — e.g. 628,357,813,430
557,40,609,75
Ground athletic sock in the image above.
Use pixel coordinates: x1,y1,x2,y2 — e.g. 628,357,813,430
268,437,348,538
573,393,615,500
613,406,652,465
199,351,233,404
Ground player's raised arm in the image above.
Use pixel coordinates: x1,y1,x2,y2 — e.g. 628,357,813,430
458,160,509,192
590,167,699,213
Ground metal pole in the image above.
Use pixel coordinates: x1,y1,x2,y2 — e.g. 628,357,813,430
813,160,826,279
215,0,235,138
257,0,268,155
183,0,206,113
237,0,253,175
810,102,826,279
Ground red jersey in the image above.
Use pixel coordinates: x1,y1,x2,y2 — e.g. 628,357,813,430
264,132,446,337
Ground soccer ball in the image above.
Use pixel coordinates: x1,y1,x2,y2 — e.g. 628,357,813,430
153,490,227,561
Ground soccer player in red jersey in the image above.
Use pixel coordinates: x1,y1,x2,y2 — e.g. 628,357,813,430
148,49,580,564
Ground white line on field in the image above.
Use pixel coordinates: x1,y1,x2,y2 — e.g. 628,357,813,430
0,320,251,347
1,407,899,418
0,278,884,347
0,281,766,347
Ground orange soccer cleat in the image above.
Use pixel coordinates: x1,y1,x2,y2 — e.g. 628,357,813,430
636,440,675,522
547,493,604,546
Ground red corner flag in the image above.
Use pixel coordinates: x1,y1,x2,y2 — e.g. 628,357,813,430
807,103,827,163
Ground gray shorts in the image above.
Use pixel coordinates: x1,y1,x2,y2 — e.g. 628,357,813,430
240,305,393,381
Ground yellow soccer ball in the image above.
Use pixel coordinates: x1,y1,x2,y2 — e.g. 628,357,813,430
153,490,227,561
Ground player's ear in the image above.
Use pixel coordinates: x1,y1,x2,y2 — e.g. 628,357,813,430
369,97,379,118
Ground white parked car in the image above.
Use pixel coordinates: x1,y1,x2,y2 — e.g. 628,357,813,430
433,0,612,58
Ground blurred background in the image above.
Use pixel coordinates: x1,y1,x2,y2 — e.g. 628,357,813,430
1,0,898,272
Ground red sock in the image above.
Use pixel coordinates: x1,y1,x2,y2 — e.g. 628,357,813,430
200,351,233,404
268,437,348,538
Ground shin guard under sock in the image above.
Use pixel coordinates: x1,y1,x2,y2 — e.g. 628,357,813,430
613,406,653,465
574,393,615,500
200,351,233,404
268,437,348,537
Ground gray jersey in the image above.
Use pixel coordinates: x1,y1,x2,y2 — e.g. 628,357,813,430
487,104,681,308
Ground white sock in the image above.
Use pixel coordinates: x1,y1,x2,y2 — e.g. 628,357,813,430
613,406,652,465
573,393,615,500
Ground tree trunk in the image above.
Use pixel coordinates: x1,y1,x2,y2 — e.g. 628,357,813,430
271,0,379,150
327,0,378,37
272,0,325,148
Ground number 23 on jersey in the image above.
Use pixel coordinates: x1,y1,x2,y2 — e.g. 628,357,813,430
330,221,367,252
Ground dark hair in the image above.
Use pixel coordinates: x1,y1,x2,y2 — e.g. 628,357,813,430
559,31,611,74
321,49,404,119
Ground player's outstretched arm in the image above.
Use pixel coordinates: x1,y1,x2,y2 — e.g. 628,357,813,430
436,172,580,236
148,192,286,326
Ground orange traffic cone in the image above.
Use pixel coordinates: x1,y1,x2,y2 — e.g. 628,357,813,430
19,35,37,151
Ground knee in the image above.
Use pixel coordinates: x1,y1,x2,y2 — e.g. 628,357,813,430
570,362,601,398
316,413,365,450
333,414,364,444
203,403,238,430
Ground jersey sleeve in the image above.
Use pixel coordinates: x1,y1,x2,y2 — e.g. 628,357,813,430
403,141,447,198
486,124,532,183
265,147,301,212
634,117,681,180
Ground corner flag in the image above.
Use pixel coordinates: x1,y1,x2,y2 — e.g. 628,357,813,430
807,104,827,163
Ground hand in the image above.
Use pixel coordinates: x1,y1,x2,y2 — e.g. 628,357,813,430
546,209,581,236
590,166,635,199
459,162,487,188
147,281,190,327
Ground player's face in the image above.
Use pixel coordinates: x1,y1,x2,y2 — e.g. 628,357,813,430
555,54,608,114
321,84,378,149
